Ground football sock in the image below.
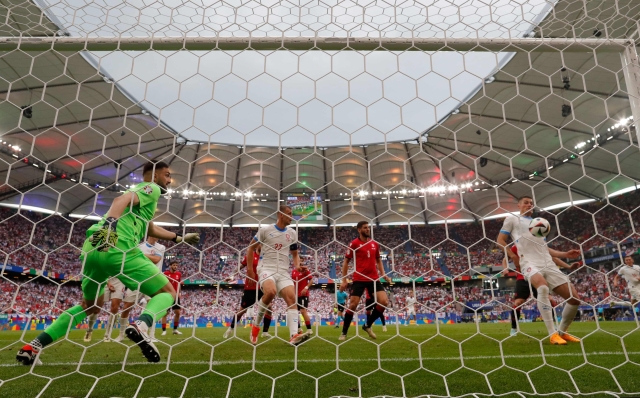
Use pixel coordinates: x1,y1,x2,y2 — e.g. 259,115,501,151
173,321,179,330
230,314,237,329
366,305,385,328
263,314,272,332
139,292,173,328
380,315,386,326
120,317,128,335
35,305,86,347
87,313,98,331
105,314,115,338
510,309,521,329
306,322,312,330
558,304,579,335
536,286,556,335
342,310,354,335
287,309,299,338
162,323,167,331
254,299,268,326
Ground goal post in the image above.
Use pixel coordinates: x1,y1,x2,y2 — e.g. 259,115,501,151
0,36,632,52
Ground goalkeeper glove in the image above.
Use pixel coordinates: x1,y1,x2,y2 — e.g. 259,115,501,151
89,217,119,252
173,232,200,245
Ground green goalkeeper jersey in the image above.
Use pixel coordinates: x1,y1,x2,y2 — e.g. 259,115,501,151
84,182,161,251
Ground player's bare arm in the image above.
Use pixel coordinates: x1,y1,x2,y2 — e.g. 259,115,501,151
340,257,351,291
548,247,581,259
497,233,519,266
246,239,260,281
552,257,579,270
292,249,307,273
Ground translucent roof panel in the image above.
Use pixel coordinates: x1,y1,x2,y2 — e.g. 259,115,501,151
35,0,556,146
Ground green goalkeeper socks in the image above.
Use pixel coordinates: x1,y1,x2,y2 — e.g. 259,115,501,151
35,305,87,348
139,292,173,328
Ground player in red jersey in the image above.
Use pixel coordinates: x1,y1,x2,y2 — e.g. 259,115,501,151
292,266,313,335
503,245,580,336
161,261,183,336
339,221,390,341
224,246,274,339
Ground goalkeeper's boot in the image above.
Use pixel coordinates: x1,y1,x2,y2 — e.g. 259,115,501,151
362,325,377,340
250,325,260,345
16,344,39,366
223,328,233,339
83,330,93,342
382,326,387,332
510,328,517,336
289,333,309,346
125,320,161,363
261,332,272,338
559,332,581,343
338,334,346,341
173,329,182,335
161,330,167,336
549,332,567,346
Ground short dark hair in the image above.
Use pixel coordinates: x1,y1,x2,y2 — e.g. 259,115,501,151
279,205,291,213
356,221,369,230
169,261,179,267
143,161,169,175
518,195,533,203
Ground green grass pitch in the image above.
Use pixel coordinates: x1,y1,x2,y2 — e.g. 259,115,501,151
0,322,639,397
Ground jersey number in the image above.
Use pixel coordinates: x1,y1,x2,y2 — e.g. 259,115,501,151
274,243,283,250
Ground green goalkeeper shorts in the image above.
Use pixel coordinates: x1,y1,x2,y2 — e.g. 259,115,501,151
80,238,169,301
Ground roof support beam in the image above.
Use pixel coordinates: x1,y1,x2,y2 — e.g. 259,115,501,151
180,143,201,223
491,79,629,100
321,148,331,226
428,141,601,201
0,79,105,95
404,143,428,225
0,36,629,52
362,146,380,226
420,143,480,221
228,147,243,227
2,113,144,137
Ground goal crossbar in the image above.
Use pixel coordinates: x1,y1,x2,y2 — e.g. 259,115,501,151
0,36,632,52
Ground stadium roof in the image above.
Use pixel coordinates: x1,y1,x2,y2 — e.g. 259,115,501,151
0,0,639,226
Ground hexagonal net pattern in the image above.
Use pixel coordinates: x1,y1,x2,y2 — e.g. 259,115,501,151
1,0,640,397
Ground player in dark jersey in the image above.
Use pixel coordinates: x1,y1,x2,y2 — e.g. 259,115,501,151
339,221,390,340
364,289,387,332
161,261,183,336
503,245,579,336
292,267,313,335
224,246,273,338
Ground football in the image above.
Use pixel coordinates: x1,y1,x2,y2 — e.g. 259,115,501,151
529,217,551,238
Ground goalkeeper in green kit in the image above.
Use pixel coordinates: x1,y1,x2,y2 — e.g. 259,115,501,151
16,161,199,365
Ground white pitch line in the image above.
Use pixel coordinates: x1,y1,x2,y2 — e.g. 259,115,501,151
1,351,637,368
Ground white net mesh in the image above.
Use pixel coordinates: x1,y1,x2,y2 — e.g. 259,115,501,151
1,0,640,396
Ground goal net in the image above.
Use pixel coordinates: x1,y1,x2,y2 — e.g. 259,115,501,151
0,0,639,396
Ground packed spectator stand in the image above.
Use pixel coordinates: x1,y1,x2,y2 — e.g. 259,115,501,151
0,191,639,323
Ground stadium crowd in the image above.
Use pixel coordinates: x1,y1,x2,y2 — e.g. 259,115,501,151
0,191,638,314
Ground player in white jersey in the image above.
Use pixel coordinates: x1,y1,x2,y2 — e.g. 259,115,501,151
497,195,582,345
246,205,309,346
611,256,640,309
83,276,132,342
405,292,417,326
